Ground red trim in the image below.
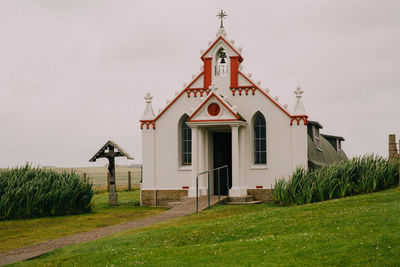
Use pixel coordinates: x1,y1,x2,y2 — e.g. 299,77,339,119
203,58,212,89
238,71,258,87
201,36,243,62
151,72,204,122
187,92,240,122
230,87,257,96
237,72,309,125
238,71,292,118
256,186,263,189
230,56,239,88
187,72,204,89
186,88,211,98
290,116,308,126
182,186,189,190
140,121,155,129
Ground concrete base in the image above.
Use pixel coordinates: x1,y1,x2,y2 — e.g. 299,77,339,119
229,187,247,197
247,189,273,202
109,193,118,206
141,190,188,207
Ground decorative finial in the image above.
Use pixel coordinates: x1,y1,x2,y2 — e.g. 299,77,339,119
141,93,155,120
293,86,306,115
294,86,303,98
144,92,153,103
217,10,227,28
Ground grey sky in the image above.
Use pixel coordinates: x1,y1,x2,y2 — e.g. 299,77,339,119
1,0,399,168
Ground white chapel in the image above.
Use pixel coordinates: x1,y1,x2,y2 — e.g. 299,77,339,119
139,15,346,206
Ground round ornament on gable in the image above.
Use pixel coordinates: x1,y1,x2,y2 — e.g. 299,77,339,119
207,103,221,117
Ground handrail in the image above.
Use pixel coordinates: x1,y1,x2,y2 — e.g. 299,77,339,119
196,165,229,213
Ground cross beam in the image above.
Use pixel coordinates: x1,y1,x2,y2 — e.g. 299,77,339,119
89,140,133,206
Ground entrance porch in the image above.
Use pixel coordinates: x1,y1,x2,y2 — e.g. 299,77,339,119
187,121,247,197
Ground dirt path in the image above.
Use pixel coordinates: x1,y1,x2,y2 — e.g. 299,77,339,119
0,196,226,266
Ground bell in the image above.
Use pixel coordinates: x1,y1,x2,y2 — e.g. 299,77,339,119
220,58,226,64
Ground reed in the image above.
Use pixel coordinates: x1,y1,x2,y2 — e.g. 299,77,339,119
273,155,399,205
0,165,94,219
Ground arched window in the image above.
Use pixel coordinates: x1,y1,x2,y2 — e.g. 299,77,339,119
253,112,266,164
215,47,227,76
180,114,192,165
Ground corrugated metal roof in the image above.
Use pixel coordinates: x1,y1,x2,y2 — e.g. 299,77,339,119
308,134,348,168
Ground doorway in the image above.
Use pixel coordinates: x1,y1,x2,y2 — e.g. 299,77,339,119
213,132,232,195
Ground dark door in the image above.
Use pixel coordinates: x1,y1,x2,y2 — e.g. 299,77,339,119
213,132,232,195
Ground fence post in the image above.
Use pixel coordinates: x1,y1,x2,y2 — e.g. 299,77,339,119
398,139,400,187
83,173,87,183
128,171,132,191
107,172,110,192
217,169,220,203
208,173,210,208
389,134,398,160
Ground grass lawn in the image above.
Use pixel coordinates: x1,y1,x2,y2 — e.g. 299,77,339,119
0,190,166,253
13,187,400,266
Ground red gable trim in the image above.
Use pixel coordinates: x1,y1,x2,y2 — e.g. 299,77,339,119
201,36,243,62
139,121,155,129
237,71,293,118
187,92,240,122
187,72,204,89
152,72,204,122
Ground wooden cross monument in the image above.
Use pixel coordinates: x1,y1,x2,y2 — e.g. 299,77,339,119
89,140,133,206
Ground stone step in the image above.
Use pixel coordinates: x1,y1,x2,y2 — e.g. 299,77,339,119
228,195,255,203
167,201,182,208
226,200,264,205
169,196,228,214
180,197,192,203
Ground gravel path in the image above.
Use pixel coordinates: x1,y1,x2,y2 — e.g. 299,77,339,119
0,196,226,266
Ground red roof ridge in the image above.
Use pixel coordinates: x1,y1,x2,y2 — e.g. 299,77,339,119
237,71,296,118
151,71,205,122
201,35,243,62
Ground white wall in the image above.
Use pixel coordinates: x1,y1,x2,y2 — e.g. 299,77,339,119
141,35,308,195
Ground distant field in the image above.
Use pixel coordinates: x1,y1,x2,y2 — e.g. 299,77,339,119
44,166,141,190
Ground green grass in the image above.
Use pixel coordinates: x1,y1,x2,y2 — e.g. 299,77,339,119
0,190,166,253
14,188,400,266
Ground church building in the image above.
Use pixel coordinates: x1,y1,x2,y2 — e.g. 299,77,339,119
139,16,347,206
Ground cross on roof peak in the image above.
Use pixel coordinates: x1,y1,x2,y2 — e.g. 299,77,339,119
217,10,227,28
294,86,303,98
144,92,153,103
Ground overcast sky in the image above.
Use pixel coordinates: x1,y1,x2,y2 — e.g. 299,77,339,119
1,0,399,168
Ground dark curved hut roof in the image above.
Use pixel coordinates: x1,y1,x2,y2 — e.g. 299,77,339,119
307,121,347,168
308,135,347,168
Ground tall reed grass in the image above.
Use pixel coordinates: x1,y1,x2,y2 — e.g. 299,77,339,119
0,165,94,219
273,155,399,205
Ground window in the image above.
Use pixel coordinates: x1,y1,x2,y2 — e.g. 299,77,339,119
312,126,321,150
253,112,266,164
181,114,192,165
